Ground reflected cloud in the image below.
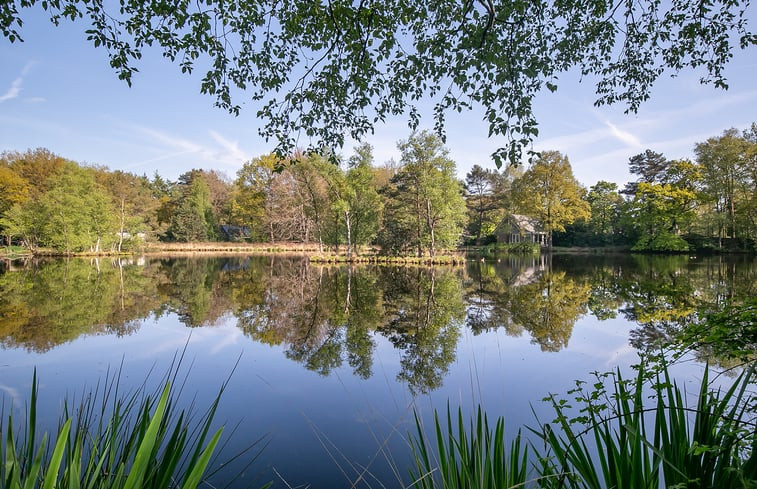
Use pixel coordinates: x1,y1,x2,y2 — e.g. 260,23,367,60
0,383,22,406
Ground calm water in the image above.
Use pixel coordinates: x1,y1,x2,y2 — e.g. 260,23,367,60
0,253,754,487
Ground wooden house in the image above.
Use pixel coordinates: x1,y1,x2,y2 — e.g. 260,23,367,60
495,214,547,245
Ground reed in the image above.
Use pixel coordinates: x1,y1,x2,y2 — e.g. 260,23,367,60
409,361,756,489
537,362,756,488
0,369,270,489
409,406,529,489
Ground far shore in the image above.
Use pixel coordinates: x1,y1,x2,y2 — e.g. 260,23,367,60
4,241,754,261
1,242,466,264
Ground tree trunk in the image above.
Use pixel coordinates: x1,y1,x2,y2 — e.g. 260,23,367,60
118,198,125,253
345,211,352,259
426,199,435,258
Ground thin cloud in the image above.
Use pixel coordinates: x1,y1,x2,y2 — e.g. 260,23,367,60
131,125,205,154
24,97,46,103
209,130,248,162
124,123,249,174
0,77,22,103
0,62,36,103
605,121,642,148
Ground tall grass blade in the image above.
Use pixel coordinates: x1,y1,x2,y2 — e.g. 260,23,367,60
42,419,71,489
180,428,223,489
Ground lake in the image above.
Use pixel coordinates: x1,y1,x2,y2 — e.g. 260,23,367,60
0,253,754,488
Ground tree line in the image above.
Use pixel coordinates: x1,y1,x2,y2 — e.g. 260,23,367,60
1,125,756,254
552,125,757,251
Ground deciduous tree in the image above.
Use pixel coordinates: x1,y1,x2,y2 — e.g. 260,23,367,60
695,128,754,241
511,151,590,247
380,132,466,257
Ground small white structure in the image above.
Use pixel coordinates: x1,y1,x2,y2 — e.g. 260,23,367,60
495,214,547,245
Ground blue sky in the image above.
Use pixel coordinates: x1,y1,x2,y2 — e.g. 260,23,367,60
1,8,755,187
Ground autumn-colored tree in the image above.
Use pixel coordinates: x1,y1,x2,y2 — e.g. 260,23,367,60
1,148,66,198
511,151,590,248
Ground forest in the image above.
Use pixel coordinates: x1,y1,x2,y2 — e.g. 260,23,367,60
1,125,756,255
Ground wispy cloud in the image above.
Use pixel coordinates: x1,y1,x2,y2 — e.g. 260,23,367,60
605,121,642,148
0,77,23,103
122,124,250,175
0,62,36,103
24,97,46,103
209,130,247,162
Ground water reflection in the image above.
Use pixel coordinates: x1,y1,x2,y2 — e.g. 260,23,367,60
1,254,755,390
464,257,591,351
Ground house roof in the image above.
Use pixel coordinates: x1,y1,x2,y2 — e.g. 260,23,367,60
508,214,543,234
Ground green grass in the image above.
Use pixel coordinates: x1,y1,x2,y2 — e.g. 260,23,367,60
0,245,29,257
409,406,529,489
1,368,270,489
479,242,541,255
410,361,756,489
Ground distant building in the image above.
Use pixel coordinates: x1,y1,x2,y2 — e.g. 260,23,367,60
220,225,251,241
495,214,547,245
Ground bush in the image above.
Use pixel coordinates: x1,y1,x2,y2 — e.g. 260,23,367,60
631,232,690,252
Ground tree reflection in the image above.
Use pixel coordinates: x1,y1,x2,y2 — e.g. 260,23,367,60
464,257,590,351
235,261,382,380
508,271,590,351
0,258,159,351
235,263,466,393
378,267,465,394
564,253,757,365
1,254,754,387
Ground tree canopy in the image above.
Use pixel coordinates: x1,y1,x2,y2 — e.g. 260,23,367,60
511,151,590,247
2,1,753,165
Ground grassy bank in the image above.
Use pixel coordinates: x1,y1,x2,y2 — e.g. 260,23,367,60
309,253,466,265
0,245,32,258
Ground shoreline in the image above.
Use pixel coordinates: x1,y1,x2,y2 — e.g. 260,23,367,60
1,243,466,265
3,242,755,260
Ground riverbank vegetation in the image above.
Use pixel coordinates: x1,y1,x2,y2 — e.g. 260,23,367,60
411,361,756,489
4,336,753,489
410,299,756,488
0,366,269,489
1,125,756,256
